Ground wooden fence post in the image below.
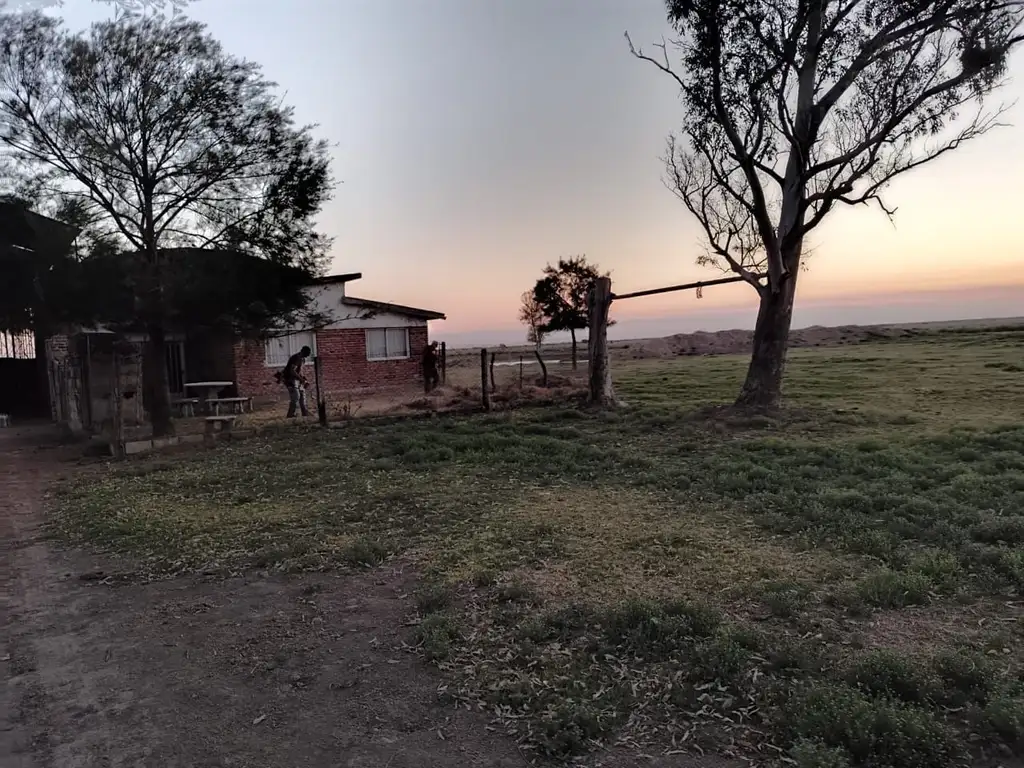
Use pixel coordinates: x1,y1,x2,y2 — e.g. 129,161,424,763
587,277,617,406
480,348,490,411
489,352,497,392
314,355,327,426
440,342,447,384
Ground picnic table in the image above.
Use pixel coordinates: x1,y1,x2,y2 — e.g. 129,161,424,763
183,381,233,415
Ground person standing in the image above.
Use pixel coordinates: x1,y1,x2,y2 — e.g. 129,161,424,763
283,345,312,417
421,341,440,393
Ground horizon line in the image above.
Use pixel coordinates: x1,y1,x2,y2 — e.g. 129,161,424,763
438,314,1024,350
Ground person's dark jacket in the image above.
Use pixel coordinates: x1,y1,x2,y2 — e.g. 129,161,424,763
283,352,305,385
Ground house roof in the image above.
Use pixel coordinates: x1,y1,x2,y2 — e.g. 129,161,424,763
313,272,362,285
343,296,446,321
0,201,81,253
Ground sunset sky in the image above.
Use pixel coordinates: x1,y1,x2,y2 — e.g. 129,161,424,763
51,1,1024,345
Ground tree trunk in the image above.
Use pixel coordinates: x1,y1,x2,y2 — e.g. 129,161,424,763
569,328,577,371
735,259,801,409
534,347,548,387
144,322,174,436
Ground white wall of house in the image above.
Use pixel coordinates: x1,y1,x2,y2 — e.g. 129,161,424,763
303,283,347,326
328,311,429,330
300,282,431,330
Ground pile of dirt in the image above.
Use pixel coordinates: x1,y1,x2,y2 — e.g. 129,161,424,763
618,324,915,360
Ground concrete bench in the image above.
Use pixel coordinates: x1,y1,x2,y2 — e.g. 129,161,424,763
205,396,253,415
171,398,200,417
204,415,237,443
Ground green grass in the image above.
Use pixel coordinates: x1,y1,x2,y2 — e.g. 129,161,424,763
51,328,1024,765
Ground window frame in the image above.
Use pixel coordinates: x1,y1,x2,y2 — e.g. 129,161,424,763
365,327,411,361
264,330,317,368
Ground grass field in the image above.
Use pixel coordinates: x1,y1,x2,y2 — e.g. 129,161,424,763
53,328,1024,766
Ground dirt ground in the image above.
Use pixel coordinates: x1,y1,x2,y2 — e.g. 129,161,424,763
0,426,734,768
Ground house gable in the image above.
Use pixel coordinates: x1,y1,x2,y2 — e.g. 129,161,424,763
230,273,444,399
299,275,446,331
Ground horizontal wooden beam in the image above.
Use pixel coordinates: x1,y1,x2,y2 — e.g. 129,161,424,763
611,274,762,301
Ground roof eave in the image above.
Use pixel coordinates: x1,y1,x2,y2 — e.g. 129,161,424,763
343,296,446,321
313,272,363,285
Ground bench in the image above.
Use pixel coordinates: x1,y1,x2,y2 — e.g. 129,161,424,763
171,398,200,417
205,396,253,415
204,415,237,443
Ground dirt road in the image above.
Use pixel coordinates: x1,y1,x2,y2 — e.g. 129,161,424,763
0,427,529,768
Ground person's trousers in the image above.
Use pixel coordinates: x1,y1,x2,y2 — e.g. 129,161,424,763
286,384,309,417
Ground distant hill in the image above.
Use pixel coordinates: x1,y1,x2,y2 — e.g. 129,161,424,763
446,317,1024,360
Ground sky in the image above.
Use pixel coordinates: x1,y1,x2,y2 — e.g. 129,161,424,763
27,0,1024,346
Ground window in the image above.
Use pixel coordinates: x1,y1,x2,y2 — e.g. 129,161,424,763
366,328,410,361
264,331,316,367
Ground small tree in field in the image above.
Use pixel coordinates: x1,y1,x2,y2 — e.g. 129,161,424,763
0,13,334,435
532,255,610,370
518,289,549,385
630,0,1023,407
519,290,548,348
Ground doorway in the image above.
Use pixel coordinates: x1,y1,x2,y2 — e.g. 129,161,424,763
165,340,186,396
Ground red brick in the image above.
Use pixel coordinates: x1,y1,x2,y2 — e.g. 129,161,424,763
231,326,431,401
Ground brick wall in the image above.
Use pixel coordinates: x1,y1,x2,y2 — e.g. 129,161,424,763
317,326,428,394
44,333,70,422
232,337,281,399
232,325,429,401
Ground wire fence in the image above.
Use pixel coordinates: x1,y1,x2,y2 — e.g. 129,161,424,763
438,343,588,394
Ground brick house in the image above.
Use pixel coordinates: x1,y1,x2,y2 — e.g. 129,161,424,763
228,272,445,401
39,271,444,433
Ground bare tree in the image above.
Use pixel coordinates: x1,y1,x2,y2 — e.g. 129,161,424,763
630,0,1023,407
518,289,550,385
0,1,195,15
518,290,548,348
0,12,334,435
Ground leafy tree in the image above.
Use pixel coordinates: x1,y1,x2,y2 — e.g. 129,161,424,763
531,255,610,370
0,12,334,435
630,0,1024,407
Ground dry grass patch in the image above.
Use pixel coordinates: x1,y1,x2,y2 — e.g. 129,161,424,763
469,486,859,605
